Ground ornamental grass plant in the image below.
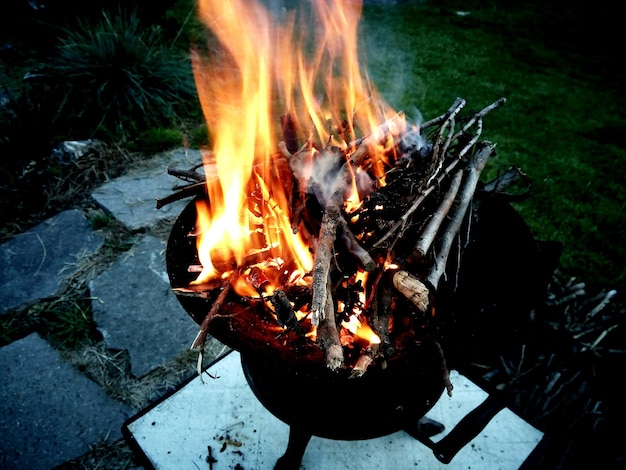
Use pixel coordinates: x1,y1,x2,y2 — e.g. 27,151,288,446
42,7,195,140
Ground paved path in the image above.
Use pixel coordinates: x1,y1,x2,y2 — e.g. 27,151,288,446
0,147,221,469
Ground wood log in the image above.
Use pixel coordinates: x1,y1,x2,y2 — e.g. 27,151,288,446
350,346,377,378
339,216,376,271
317,279,344,370
310,190,343,326
415,169,464,258
270,288,304,333
190,276,235,351
373,274,394,357
392,270,430,313
427,142,495,289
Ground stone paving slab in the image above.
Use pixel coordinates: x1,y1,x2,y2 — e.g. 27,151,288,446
90,234,199,378
0,333,134,470
91,148,204,232
0,209,105,316
125,351,544,470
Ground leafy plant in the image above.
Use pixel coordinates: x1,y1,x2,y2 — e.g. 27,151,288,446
42,7,196,140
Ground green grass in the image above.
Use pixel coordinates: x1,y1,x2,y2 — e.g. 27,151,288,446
359,0,625,294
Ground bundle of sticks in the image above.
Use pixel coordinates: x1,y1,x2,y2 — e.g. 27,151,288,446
160,97,508,381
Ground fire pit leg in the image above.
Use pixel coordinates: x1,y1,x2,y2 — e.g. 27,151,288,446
274,425,312,470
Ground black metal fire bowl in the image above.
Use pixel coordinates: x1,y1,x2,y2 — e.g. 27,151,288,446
166,192,552,469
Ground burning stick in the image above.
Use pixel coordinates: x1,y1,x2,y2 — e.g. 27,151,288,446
339,216,376,271
190,275,237,379
317,279,344,370
347,113,407,169
164,97,510,378
156,181,206,209
310,190,343,326
270,289,304,334
350,346,377,378
372,274,394,357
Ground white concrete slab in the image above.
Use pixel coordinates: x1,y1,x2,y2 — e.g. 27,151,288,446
124,351,543,469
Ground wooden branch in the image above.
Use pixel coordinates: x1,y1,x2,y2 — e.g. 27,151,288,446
586,289,617,320
317,279,344,370
190,276,235,351
310,190,343,326
415,169,464,258
372,156,463,249
167,165,206,182
350,346,377,378
392,270,430,313
373,274,394,357
270,288,304,333
425,98,466,188
339,216,376,271
189,276,236,381
427,142,495,289
453,97,506,141
156,181,206,209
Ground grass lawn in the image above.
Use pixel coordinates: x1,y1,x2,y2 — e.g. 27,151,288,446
360,0,625,295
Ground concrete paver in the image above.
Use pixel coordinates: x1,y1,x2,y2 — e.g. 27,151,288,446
0,209,105,316
91,148,203,231
90,234,198,378
0,333,134,470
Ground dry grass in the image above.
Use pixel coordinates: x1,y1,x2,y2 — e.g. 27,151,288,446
54,438,141,470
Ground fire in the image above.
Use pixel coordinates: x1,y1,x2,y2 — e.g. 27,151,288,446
340,270,381,345
190,0,397,345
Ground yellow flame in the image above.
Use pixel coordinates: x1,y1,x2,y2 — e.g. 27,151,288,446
191,0,396,292
342,314,381,345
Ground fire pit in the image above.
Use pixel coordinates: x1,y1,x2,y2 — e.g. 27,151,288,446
166,185,538,468
159,0,547,468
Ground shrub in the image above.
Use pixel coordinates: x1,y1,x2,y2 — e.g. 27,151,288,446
42,7,196,140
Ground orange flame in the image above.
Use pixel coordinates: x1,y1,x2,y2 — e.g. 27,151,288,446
190,0,395,311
